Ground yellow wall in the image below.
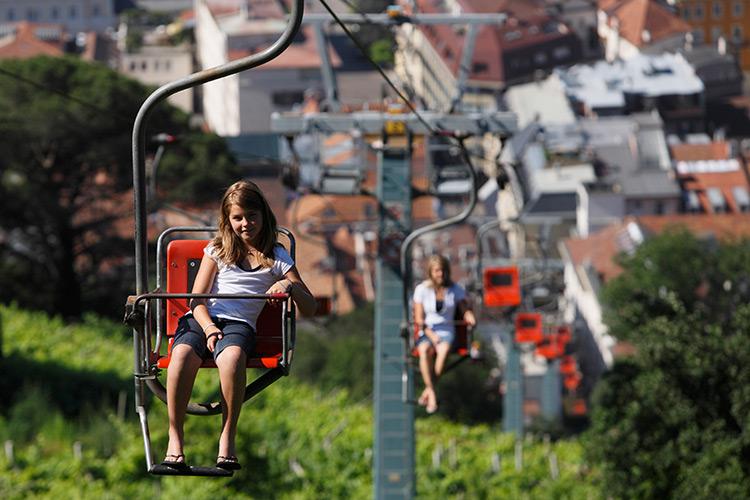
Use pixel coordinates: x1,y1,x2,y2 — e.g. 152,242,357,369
676,0,750,69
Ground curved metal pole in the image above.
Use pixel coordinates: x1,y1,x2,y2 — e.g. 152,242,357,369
132,0,304,295
475,218,501,291
399,136,477,333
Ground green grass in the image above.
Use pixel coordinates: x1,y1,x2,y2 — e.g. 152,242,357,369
0,304,600,499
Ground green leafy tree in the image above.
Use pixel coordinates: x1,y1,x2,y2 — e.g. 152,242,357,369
0,56,237,318
585,229,750,498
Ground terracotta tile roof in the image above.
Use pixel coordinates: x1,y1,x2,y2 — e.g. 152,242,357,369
228,26,341,70
562,214,750,284
670,141,731,162
0,22,65,59
411,0,572,83
602,0,691,48
670,141,750,213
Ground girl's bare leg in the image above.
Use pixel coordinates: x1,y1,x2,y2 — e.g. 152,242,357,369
166,345,203,461
216,346,246,458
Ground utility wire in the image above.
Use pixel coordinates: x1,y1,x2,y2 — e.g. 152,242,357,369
317,0,437,135
0,66,133,126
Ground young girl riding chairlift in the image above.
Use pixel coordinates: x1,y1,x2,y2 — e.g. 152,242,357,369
162,180,316,470
413,254,476,414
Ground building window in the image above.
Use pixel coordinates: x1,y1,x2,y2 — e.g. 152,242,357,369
733,186,750,212
26,8,36,21
694,3,704,20
712,1,723,19
92,3,101,17
51,6,59,19
685,191,702,213
7,8,14,20
69,6,77,19
272,91,305,107
694,28,705,44
732,25,743,43
733,1,743,18
682,5,690,20
712,26,723,42
707,187,727,213
554,46,571,60
129,61,136,72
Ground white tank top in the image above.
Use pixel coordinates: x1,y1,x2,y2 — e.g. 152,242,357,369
204,243,294,329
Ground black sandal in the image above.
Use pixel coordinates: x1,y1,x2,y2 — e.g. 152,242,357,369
161,453,188,469
216,455,241,470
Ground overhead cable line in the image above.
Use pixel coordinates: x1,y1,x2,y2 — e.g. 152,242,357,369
0,66,133,126
317,0,437,136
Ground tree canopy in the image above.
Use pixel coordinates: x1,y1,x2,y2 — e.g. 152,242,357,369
0,56,239,318
585,229,750,498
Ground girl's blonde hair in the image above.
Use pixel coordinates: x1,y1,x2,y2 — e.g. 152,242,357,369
212,180,278,268
423,254,452,288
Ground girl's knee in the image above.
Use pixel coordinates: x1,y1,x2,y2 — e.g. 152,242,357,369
216,345,245,366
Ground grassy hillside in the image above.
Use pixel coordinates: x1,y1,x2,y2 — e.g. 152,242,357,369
0,305,599,498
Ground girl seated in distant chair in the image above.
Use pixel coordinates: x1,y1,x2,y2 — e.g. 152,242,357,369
413,255,476,414
162,180,316,470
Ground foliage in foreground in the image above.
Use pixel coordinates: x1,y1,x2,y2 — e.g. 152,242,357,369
0,305,599,498
586,230,750,499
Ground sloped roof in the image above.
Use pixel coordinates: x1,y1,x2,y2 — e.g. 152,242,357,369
0,22,65,59
561,214,750,284
602,0,691,48
411,0,573,83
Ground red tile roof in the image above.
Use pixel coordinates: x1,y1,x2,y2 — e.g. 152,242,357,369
0,22,65,59
410,0,572,83
601,0,691,48
670,142,750,213
562,214,750,283
227,26,341,70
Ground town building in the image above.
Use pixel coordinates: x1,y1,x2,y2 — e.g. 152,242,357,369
670,138,750,213
671,0,750,72
556,52,705,134
0,1,117,34
394,0,583,112
194,0,340,135
597,0,692,61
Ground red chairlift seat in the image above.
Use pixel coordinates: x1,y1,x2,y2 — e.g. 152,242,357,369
483,267,521,307
557,325,572,345
514,312,543,344
560,355,578,376
154,239,286,370
563,371,582,391
535,333,565,359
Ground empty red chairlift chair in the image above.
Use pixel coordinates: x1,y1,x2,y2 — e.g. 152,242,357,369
483,267,521,307
515,312,543,344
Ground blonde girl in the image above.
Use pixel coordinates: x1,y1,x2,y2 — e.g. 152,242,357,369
413,254,476,414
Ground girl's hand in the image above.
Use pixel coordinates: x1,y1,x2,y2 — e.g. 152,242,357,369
266,279,292,303
464,311,477,328
425,327,440,345
206,329,223,352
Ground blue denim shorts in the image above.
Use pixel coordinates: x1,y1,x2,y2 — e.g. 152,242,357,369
172,315,255,362
416,327,455,348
